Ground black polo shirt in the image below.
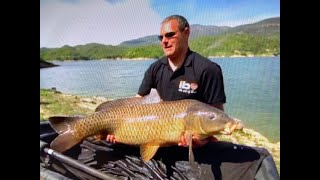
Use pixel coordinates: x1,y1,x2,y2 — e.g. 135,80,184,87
138,49,226,104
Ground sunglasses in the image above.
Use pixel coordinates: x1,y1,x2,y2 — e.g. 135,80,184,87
158,32,177,41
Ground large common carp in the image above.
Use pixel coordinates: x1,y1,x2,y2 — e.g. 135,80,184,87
48,91,243,162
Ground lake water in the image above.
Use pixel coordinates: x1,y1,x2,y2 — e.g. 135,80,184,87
40,57,280,142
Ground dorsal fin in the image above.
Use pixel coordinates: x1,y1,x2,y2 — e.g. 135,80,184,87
95,88,162,112
140,88,162,104
95,97,141,112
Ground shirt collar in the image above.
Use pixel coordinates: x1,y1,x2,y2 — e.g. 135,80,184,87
184,49,193,67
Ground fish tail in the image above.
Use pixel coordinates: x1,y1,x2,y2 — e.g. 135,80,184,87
48,116,83,152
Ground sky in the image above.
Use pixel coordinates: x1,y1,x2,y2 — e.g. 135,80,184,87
40,0,280,48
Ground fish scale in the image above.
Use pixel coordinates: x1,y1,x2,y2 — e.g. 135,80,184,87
121,104,185,145
75,101,191,145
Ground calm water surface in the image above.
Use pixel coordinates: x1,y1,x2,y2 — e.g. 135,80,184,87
40,57,280,142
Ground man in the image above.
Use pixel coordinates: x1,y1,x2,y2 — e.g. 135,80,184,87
137,15,225,109
106,15,224,146
106,15,224,147
135,14,226,147
105,15,279,179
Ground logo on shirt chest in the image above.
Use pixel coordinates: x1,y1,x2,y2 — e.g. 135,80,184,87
178,81,198,94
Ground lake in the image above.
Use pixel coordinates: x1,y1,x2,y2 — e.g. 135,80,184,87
40,57,280,142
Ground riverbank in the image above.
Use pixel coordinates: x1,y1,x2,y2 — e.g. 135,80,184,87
208,54,279,58
120,54,278,60
42,54,279,62
40,59,59,68
40,88,280,173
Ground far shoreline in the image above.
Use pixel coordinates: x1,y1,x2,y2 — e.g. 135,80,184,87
43,54,279,62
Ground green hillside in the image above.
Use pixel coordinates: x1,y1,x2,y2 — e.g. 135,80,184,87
41,43,129,60
124,44,163,59
190,33,280,57
40,17,280,60
41,32,279,60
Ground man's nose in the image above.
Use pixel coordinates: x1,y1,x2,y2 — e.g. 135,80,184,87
161,37,169,43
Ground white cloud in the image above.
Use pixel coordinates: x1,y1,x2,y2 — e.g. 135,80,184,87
40,0,162,48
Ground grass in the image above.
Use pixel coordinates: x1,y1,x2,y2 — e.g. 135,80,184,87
40,89,94,121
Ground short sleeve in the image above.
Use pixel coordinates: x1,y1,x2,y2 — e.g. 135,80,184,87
137,66,154,96
200,63,226,104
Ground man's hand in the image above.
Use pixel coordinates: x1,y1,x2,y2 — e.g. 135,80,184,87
178,133,218,148
106,134,117,143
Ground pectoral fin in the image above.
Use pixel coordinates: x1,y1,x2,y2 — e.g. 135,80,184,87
140,144,160,162
188,133,195,164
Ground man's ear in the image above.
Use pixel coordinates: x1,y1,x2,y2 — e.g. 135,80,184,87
184,27,190,36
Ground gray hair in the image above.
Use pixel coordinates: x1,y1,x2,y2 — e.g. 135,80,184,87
161,15,190,31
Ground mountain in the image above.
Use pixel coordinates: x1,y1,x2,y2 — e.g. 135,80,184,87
189,24,231,39
40,17,280,60
119,35,159,47
187,17,280,57
119,17,279,47
225,17,280,35
120,25,231,47
40,43,129,60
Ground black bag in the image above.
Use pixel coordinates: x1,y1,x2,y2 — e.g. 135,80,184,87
40,121,279,180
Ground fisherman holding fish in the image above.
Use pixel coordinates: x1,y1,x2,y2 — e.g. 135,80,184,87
107,15,226,148
48,15,279,179
101,15,279,179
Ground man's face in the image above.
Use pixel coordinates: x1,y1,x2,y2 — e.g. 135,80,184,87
159,19,188,60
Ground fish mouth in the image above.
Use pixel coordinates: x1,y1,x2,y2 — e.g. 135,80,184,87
220,131,232,135
220,121,243,135
233,118,244,130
